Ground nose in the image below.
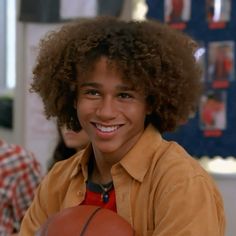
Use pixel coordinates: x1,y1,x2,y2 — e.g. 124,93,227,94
95,96,117,121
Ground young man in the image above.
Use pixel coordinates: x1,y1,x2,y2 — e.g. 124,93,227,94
0,139,42,236
19,17,225,236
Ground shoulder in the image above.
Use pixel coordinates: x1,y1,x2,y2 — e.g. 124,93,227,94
152,140,217,192
38,150,86,201
47,149,85,180
150,141,224,215
156,140,206,176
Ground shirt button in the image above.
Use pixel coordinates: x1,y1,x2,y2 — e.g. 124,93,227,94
77,191,84,196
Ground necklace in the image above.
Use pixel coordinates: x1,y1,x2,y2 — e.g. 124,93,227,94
98,182,113,203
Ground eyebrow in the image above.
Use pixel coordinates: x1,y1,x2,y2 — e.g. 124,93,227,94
79,82,135,91
79,82,101,88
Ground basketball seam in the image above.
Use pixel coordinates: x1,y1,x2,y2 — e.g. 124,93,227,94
80,207,102,236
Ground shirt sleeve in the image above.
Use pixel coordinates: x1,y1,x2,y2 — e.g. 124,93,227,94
19,171,56,236
12,149,42,231
153,175,225,236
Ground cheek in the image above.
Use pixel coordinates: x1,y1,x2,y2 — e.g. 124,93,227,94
76,100,94,123
126,105,148,122
76,98,87,111
127,102,147,116
76,100,85,120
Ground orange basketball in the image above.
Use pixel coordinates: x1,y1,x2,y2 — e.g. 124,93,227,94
36,205,135,236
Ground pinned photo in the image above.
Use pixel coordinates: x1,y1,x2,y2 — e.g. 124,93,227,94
199,90,226,131
206,0,231,23
208,41,234,87
164,0,191,23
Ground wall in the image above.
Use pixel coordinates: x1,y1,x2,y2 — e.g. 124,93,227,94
15,23,61,174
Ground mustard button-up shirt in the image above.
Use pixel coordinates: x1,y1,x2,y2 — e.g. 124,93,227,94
19,125,225,236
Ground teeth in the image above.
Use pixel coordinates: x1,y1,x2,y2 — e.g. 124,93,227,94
96,124,119,132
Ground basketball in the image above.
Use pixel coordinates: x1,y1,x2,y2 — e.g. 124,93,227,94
36,205,135,236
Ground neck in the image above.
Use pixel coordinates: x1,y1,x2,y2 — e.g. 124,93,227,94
88,153,113,185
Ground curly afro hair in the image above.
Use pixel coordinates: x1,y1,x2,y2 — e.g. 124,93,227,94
31,16,202,133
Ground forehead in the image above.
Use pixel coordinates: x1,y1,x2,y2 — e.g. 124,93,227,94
78,57,124,83
92,57,117,74
77,56,145,93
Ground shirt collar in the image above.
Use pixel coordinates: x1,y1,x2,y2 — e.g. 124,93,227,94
119,124,162,182
69,125,162,182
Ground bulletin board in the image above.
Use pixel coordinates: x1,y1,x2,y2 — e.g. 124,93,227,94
146,0,236,158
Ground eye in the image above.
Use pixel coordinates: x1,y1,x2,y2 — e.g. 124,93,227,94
118,92,133,99
84,89,100,96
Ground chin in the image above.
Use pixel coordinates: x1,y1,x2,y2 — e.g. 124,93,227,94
95,143,120,155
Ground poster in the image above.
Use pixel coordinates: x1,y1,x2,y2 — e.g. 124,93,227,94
164,0,191,24
208,41,234,88
199,90,226,131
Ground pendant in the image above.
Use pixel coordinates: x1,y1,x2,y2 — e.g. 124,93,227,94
101,192,109,203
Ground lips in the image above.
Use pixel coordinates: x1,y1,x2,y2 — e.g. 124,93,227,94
93,123,122,133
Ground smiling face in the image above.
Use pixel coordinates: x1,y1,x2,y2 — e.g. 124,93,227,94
76,57,150,162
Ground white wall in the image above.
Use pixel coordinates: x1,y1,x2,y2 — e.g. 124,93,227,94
15,23,63,174
0,128,13,143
